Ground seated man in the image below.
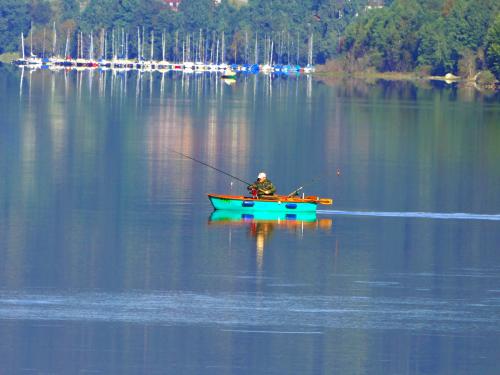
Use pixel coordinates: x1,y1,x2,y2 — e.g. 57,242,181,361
247,172,276,198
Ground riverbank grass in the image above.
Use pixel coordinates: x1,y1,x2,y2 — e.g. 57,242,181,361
0,53,19,63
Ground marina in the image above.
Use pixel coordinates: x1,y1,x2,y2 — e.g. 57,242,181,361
13,27,316,75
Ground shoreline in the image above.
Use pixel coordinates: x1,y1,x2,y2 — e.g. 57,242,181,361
1,52,497,90
314,70,498,90
0,53,18,64
314,71,419,81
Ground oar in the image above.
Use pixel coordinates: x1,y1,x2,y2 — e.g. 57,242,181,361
300,196,333,205
317,198,333,205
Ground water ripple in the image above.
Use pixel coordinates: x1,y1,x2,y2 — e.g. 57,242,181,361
318,210,500,221
0,291,498,333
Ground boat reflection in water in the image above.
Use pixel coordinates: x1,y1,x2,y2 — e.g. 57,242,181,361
209,210,333,268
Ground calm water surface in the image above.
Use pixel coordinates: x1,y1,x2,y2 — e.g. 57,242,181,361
0,66,499,374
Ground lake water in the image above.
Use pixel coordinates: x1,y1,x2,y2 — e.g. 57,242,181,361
0,66,499,374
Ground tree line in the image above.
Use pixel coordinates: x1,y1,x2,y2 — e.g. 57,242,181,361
0,0,498,78
341,0,499,79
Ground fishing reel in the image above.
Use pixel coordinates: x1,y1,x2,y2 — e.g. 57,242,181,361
247,185,258,198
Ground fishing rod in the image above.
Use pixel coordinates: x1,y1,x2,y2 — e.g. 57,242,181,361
171,149,254,187
287,169,340,197
287,176,321,197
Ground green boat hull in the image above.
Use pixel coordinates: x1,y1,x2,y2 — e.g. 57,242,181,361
208,194,318,213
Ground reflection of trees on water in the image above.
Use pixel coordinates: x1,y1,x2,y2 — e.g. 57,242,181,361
17,68,312,108
250,218,333,271
209,214,333,271
15,69,321,207
249,221,275,270
5,64,499,301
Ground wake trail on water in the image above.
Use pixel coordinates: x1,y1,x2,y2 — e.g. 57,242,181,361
317,210,500,221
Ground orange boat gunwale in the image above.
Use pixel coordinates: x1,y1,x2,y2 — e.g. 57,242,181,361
207,193,332,205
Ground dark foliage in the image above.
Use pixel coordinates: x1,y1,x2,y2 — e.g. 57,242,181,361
1,0,498,77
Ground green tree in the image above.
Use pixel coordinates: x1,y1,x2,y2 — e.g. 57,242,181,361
60,0,79,21
417,20,454,75
0,0,498,71
179,0,216,32
79,0,119,30
457,48,476,78
30,0,53,25
485,13,500,78
0,0,30,54
314,0,364,62
343,1,422,71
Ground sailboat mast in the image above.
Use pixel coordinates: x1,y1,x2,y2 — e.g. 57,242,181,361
254,33,258,65
174,31,178,62
264,35,268,65
204,33,208,63
103,30,107,59
215,38,219,65
221,32,225,63
42,28,46,58
211,32,216,64
245,31,248,64
150,30,154,61
286,32,290,64
308,33,313,66
125,32,128,60
198,29,202,62
137,27,141,60
162,30,165,61
52,22,57,57
296,32,299,65
89,31,93,60
270,39,273,66
234,37,237,63
21,32,25,60
30,21,33,57
111,29,115,60
99,29,104,59
142,26,145,60
278,31,281,64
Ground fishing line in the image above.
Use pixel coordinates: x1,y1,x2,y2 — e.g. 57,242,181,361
287,169,340,197
173,149,333,200
171,149,253,186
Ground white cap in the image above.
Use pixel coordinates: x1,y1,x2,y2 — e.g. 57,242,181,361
257,172,266,179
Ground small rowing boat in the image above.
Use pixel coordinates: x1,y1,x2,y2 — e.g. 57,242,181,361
221,68,237,79
170,150,334,213
208,194,332,213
